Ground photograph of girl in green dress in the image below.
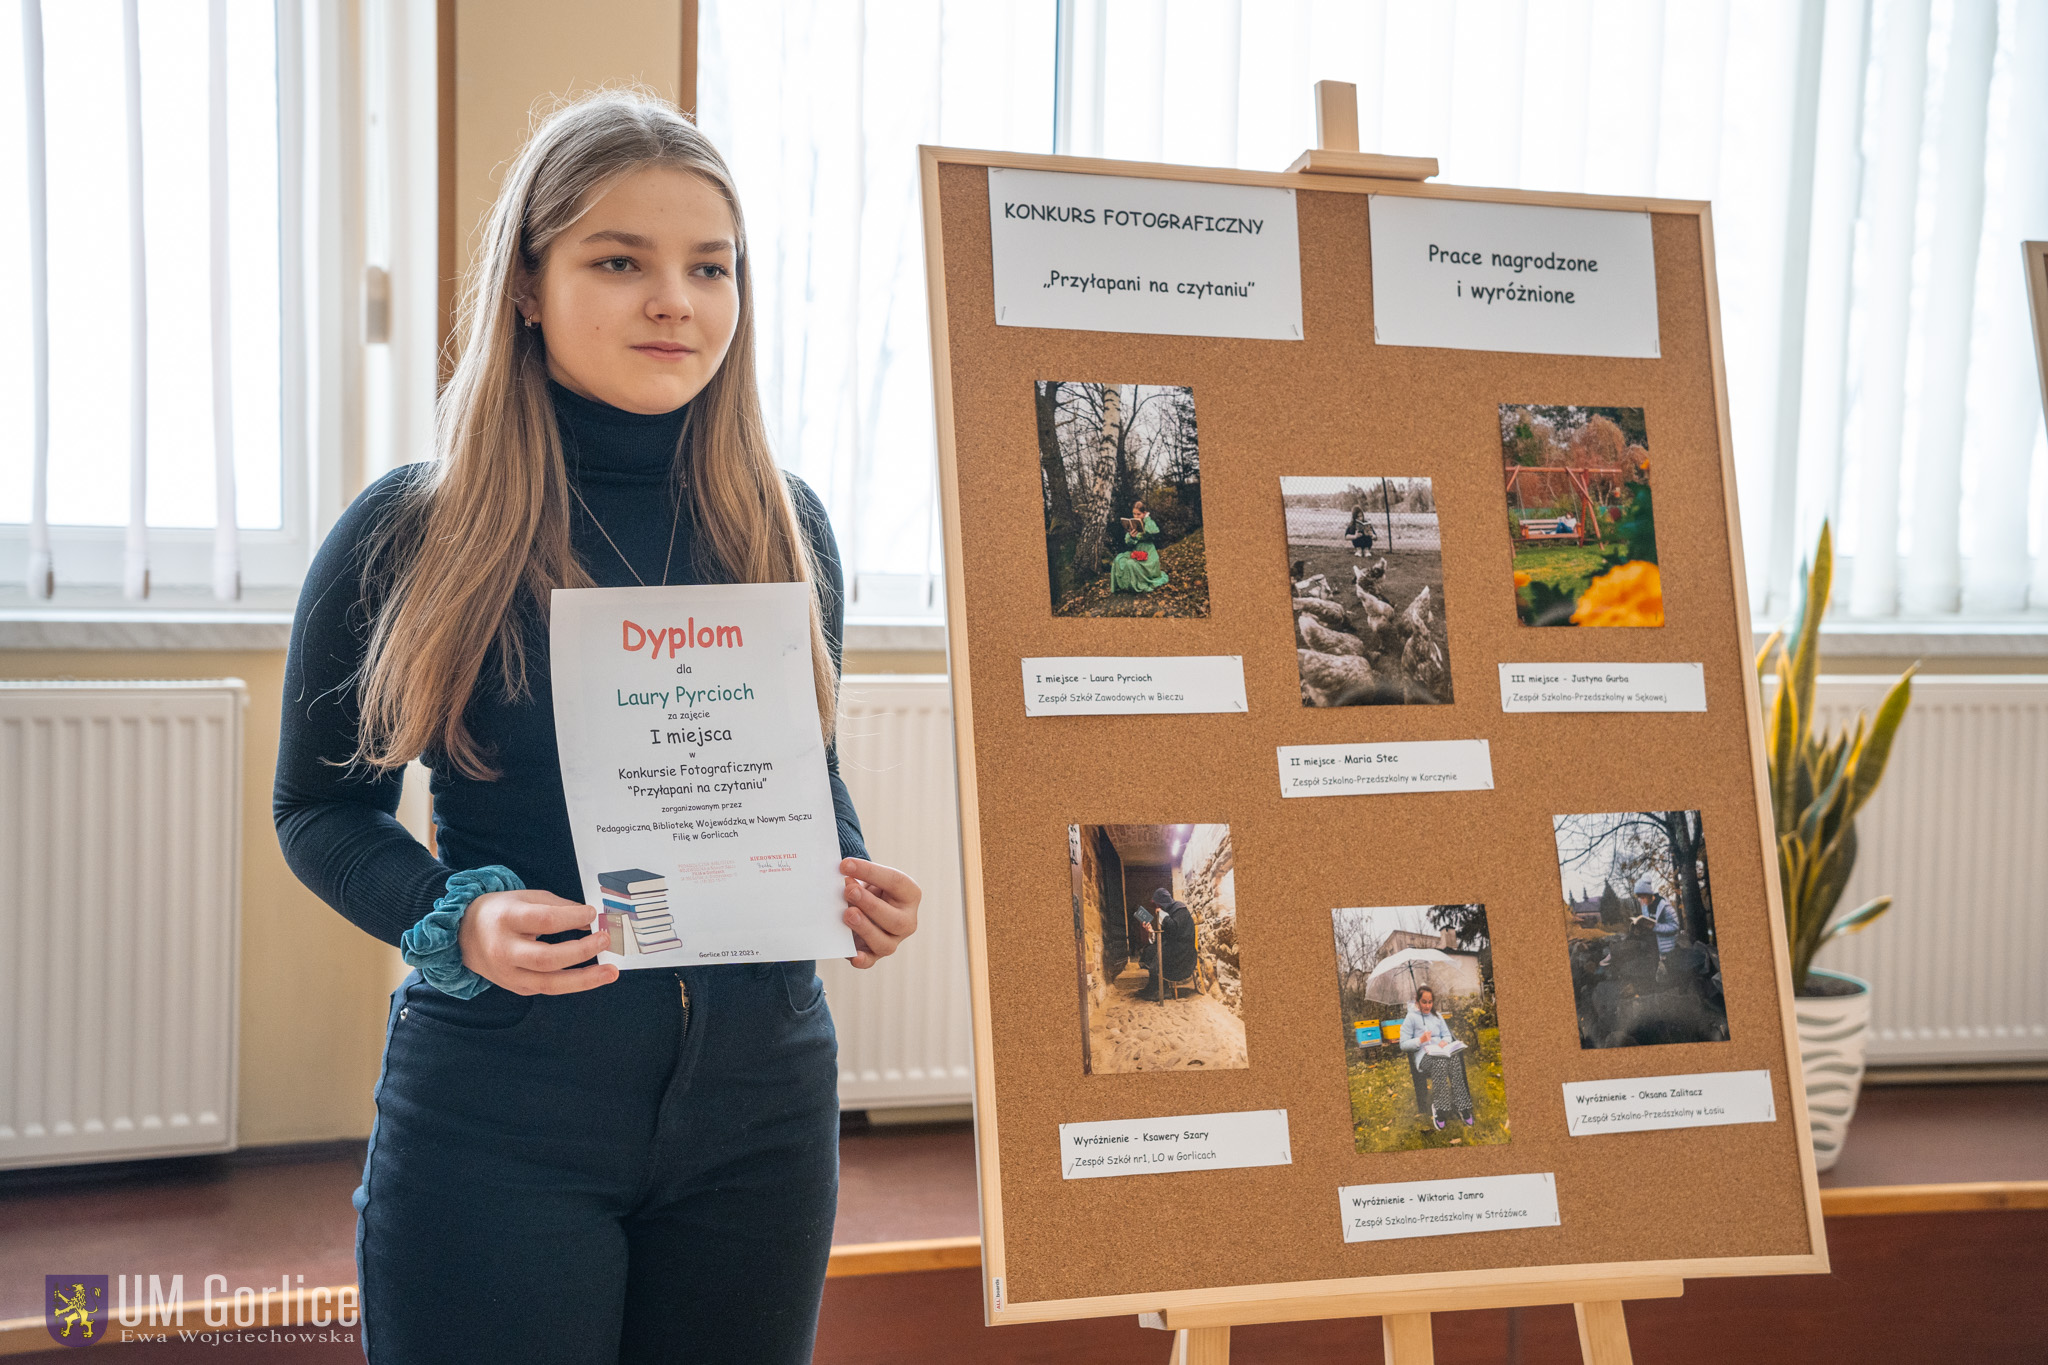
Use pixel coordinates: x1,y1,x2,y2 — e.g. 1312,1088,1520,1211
1109,499,1169,594
1036,381,1208,617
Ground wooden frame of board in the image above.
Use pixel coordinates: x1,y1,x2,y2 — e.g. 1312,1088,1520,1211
2026,241,2048,428
919,143,1828,1330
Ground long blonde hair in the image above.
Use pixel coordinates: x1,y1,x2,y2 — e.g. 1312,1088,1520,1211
353,88,837,780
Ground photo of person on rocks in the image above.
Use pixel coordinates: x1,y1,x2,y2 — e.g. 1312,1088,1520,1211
1068,824,1245,1073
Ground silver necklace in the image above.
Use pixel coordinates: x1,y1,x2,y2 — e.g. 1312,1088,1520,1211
570,479,685,588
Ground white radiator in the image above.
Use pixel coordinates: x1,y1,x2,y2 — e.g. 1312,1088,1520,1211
826,676,974,1110
0,680,245,1169
1808,675,2048,1064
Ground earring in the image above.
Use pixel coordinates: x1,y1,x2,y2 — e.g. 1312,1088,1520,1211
523,315,539,331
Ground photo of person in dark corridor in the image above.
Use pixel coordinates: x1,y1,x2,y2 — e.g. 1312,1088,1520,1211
1067,823,1245,1073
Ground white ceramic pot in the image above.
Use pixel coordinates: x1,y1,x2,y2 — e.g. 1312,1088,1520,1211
1794,967,1873,1172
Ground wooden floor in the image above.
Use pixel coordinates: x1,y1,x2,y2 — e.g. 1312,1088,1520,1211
2,1082,2043,1360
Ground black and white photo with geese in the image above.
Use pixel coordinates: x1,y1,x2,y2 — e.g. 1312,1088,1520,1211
1281,476,1453,707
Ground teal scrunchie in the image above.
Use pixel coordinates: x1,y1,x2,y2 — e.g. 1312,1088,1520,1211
400,865,526,999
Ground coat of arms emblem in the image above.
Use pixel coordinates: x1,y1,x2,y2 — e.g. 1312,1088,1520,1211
45,1275,107,1347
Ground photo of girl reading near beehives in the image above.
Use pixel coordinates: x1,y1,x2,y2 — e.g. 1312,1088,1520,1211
1036,381,1209,618
1330,904,1510,1152
1500,404,1662,626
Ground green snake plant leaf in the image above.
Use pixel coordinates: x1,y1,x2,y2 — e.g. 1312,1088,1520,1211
1778,835,1806,939
1797,757,1846,849
1761,521,1912,992
1821,895,1894,945
1815,718,1863,851
1793,744,1866,976
1813,733,1851,829
1796,824,1859,982
1845,667,1916,820
1788,523,1831,727
1792,747,1819,838
1771,655,1800,834
1756,629,1784,680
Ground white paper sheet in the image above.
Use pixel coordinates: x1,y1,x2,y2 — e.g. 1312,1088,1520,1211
1499,662,1707,712
1021,656,1248,716
1369,195,1660,357
1058,1109,1293,1180
987,167,1303,340
1338,1173,1561,1243
1562,1070,1777,1136
548,583,856,966
1277,740,1494,797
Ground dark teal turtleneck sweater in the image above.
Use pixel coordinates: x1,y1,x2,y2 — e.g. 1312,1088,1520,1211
273,376,867,949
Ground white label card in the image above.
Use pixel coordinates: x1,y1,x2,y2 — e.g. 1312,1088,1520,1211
987,168,1303,340
1499,663,1706,713
1277,740,1493,798
1339,1173,1561,1243
1059,1109,1292,1180
1022,656,1247,716
548,583,857,967
1369,195,1660,357
1562,1070,1777,1136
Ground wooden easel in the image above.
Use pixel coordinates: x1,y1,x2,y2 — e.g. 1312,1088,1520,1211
1138,1274,1674,1363
1124,83,1674,1365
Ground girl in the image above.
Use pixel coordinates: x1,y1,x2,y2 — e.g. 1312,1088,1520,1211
1344,504,1376,556
1399,986,1475,1131
1109,498,1169,595
273,90,921,1364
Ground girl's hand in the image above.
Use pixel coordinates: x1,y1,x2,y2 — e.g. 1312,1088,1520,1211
841,857,921,969
459,888,620,995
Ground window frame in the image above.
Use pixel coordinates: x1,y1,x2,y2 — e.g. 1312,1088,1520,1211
0,0,355,615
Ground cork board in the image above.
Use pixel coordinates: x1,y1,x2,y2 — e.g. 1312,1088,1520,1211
919,146,1828,1325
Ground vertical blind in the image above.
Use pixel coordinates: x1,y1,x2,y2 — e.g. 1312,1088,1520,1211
1054,0,2048,619
2,0,281,600
11,2,2040,618
708,0,2047,621
698,0,1057,598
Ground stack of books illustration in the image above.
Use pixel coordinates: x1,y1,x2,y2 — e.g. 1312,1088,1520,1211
597,868,680,956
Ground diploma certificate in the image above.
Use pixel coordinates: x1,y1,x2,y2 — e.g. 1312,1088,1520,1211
549,582,856,966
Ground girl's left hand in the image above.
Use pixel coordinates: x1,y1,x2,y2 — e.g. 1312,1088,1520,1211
841,857,921,968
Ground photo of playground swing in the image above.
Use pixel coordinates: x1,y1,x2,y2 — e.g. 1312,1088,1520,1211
1330,903,1510,1153
1068,823,1246,1074
1037,381,1208,618
1499,404,1662,627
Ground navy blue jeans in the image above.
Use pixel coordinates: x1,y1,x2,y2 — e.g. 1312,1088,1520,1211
354,960,839,1364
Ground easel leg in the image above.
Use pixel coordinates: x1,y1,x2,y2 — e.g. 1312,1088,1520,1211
1167,1325,1229,1364
1381,1311,1434,1364
1573,1300,1634,1365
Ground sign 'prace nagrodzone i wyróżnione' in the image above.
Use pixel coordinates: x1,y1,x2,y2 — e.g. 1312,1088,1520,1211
1367,194,1661,357
549,582,855,966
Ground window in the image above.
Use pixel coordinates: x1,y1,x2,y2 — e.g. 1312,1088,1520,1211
0,0,307,606
699,0,1058,619
709,0,2048,625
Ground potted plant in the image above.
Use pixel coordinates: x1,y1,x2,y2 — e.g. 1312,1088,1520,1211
1756,521,1914,1171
